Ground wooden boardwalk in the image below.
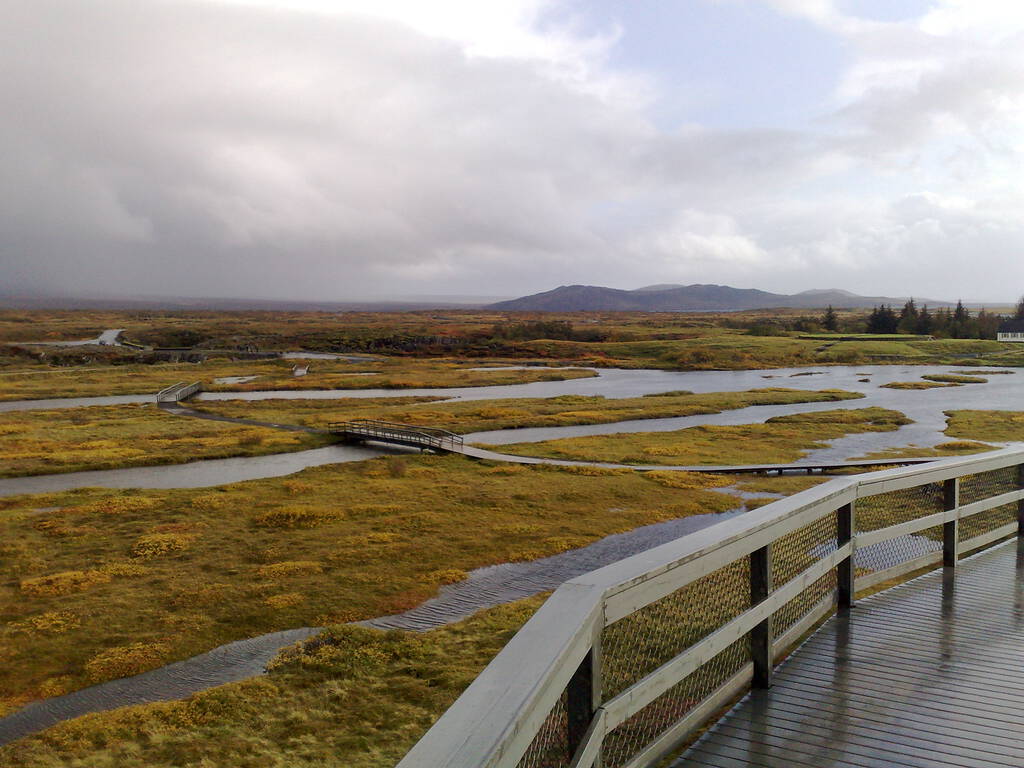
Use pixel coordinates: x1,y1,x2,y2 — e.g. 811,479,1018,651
676,538,1024,768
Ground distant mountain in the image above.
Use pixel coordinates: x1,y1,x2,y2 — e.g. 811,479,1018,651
489,284,951,312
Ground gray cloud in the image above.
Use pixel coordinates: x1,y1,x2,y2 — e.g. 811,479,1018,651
2,0,1024,302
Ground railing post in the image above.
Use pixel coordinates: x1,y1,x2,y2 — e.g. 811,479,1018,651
837,502,855,610
943,478,959,568
750,544,772,688
1017,464,1024,537
567,640,602,763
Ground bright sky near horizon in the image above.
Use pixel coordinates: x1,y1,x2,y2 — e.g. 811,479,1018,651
3,0,1024,302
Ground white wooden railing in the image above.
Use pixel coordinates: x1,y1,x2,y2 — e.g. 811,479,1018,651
155,381,203,403
396,448,1024,768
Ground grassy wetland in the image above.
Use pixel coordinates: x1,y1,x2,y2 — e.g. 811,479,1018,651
189,387,863,433
4,307,1024,765
491,408,912,465
0,456,753,717
0,405,327,477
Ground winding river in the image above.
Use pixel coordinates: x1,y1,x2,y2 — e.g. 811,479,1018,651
1,364,1019,497
2,362,1023,744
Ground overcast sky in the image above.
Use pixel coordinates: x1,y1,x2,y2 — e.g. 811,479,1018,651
4,0,1024,302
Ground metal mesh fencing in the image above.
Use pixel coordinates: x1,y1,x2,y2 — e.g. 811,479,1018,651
856,483,944,531
855,484,944,573
600,557,750,702
960,466,1018,505
956,466,1019,550
600,636,750,768
960,503,1017,545
769,512,839,636
515,690,571,768
773,570,837,638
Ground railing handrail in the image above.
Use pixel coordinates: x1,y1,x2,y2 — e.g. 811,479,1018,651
397,445,1024,768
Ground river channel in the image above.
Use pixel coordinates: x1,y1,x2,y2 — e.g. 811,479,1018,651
2,363,1022,743
1,364,1020,496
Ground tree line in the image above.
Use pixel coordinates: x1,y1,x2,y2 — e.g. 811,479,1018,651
820,296,1024,339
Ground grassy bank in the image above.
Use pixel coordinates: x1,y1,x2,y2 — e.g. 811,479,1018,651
190,388,864,434
0,456,747,711
945,410,1024,442
0,596,545,768
0,405,328,477
0,358,596,402
490,408,911,466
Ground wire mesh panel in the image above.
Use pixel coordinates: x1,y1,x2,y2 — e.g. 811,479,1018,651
601,556,750,701
770,511,839,636
855,484,945,572
599,557,750,767
960,503,1017,545
515,690,571,768
600,637,750,768
961,466,1019,505
958,466,1019,550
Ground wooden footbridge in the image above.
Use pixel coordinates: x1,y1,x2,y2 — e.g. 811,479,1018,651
397,447,1024,768
327,419,936,475
329,419,464,453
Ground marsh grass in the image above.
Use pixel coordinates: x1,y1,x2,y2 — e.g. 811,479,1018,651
191,387,864,434
881,381,957,390
491,408,912,466
921,373,987,384
853,441,995,461
0,357,596,401
945,410,1024,442
0,597,544,768
0,456,744,709
0,404,327,477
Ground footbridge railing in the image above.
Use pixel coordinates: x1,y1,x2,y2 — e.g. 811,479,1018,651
155,381,203,403
329,419,464,453
397,447,1024,768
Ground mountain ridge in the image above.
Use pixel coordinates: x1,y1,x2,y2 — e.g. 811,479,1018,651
489,284,951,312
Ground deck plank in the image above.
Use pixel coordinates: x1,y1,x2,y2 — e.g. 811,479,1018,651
673,539,1024,768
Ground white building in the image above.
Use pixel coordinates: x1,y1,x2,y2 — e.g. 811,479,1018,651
997,319,1024,342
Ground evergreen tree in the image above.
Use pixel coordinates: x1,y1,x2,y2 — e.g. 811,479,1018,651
1015,296,1024,320
916,305,933,335
822,305,838,332
867,304,899,334
898,299,919,334
953,300,969,324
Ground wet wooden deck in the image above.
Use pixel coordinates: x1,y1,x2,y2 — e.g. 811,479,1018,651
675,539,1024,768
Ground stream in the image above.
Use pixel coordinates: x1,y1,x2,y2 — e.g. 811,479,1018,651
1,364,1019,497
1,363,1022,744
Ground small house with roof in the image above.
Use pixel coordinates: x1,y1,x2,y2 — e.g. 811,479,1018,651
997,319,1024,342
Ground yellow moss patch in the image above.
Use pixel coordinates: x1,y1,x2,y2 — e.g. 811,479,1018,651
38,676,74,698
85,642,170,682
252,506,346,529
428,569,469,586
256,561,324,578
20,570,110,597
131,533,195,559
264,593,305,609
76,497,158,516
98,561,148,578
7,611,81,635
643,470,733,490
